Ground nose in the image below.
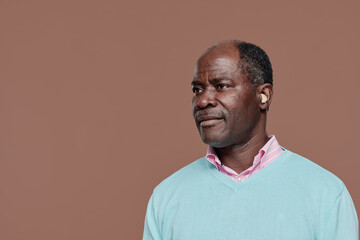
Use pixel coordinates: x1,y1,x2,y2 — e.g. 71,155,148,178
195,88,217,110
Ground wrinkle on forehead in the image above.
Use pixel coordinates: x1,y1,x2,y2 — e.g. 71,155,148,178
194,56,240,79
197,57,238,71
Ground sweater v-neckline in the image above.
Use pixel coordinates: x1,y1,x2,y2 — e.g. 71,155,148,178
205,149,290,192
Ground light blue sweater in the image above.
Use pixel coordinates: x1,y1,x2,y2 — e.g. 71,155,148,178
143,150,358,240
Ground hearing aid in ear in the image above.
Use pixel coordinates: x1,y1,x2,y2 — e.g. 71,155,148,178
261,94,268,103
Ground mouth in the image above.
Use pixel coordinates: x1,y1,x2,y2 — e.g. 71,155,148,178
197,116,224,127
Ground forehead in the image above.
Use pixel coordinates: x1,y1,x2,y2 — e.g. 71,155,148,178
195,45,240,77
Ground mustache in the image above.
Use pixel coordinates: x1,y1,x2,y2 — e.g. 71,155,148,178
194,110,225,122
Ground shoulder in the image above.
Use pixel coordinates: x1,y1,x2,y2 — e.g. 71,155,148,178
152,157,208,196
147,157,211,213
279,149,345,197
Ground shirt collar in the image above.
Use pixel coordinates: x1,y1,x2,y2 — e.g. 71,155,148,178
205,135,281,170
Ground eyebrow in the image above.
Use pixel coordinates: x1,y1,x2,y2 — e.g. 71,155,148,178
191,80,203,86
191,77,232,86
209,77,231,84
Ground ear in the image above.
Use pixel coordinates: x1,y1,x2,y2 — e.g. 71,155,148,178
257,83,273,111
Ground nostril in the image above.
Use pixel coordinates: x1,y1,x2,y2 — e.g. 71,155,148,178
196,103,205,109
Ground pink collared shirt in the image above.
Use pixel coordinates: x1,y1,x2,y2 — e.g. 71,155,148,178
206,136,284,182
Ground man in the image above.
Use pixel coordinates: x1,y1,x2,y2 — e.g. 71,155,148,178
142,40,358,239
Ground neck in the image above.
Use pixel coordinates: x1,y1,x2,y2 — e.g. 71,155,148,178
214,131,269,174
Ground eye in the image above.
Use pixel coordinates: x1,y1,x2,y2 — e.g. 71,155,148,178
216,84,229,90
192,86,203,94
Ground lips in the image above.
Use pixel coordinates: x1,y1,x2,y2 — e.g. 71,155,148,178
197,115,224,127
200,118,223,127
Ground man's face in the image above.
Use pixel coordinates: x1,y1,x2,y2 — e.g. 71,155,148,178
191,46,261,148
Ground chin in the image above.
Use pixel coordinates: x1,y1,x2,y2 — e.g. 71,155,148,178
201,135,228,148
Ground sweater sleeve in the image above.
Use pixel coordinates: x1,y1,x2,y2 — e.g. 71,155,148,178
321,186,358,240
142,193,162,240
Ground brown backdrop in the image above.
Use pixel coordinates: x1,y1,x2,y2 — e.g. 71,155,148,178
1,0,359,239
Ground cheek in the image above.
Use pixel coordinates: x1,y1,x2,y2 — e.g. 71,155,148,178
191,97,196,111
223,93,246,110
226,95,257,120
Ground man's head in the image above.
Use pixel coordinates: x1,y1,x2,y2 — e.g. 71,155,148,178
191,40,273,148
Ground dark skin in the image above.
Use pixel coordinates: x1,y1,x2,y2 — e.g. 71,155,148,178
191,43,273,174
